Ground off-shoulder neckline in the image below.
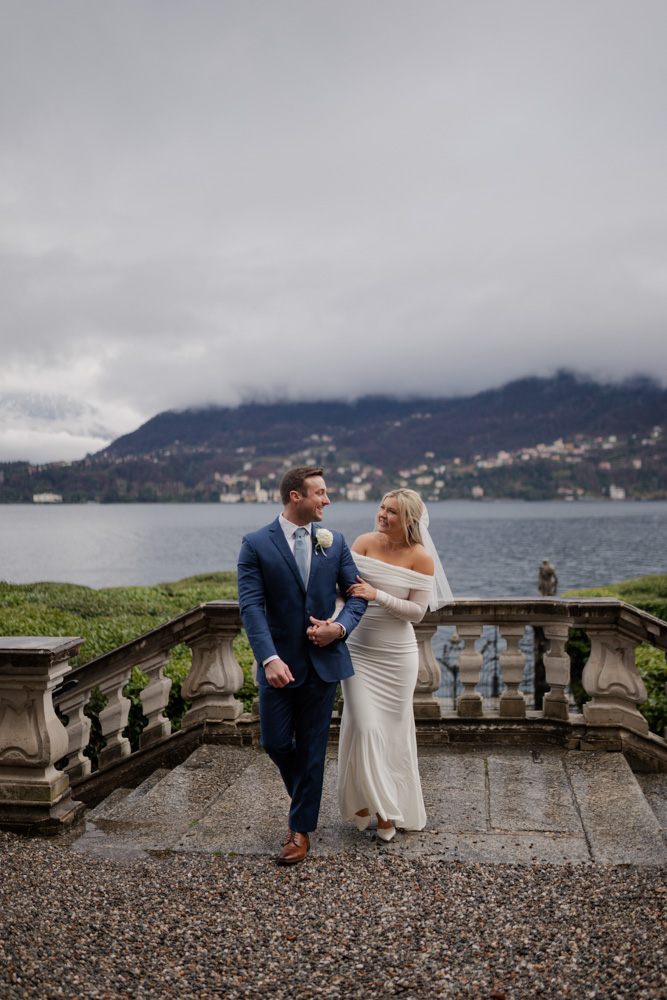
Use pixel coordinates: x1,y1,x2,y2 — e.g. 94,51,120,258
353,552,434,581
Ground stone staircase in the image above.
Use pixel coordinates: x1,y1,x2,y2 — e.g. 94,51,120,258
69,743,667,865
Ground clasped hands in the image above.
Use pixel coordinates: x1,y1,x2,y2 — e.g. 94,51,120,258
306,617,343,648
266,618,345,688
265,618,346,689
266,577,377,687
307,575,376,647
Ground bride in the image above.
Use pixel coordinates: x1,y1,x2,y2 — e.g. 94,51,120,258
337,489,452,841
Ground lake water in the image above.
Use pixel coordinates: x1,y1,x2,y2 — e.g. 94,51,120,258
1,500,666,594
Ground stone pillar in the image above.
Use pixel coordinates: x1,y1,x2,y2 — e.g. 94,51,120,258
138,651,173,749
0,637,84,831
413,618,442,719
456,625,484,717
97,668,133,767
58,683,93,781
181,631,244,729
582,629,648,735
498,625,526,718
542,624,571,721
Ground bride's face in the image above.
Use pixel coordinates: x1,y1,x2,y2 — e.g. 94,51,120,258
377,498,404,540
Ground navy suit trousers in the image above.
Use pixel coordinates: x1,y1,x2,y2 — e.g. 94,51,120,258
259,667,338,833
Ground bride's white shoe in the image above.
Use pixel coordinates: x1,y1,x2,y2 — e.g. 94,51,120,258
376,822,396,842
353,811,371,831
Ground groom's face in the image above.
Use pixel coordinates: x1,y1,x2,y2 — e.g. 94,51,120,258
295,475,330,523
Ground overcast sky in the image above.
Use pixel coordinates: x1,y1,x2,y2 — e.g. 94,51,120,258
1,0,667,463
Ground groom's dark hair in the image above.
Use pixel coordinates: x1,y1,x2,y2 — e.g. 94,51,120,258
280,466,324,505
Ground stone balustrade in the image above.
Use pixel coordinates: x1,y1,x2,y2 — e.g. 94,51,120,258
416,598,667,740
1,596,666,830
56,600,245,776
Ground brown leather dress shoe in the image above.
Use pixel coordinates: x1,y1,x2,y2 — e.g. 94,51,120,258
278,830,310,865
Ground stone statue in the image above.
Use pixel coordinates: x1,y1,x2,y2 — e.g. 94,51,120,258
538,558,558,597
534,558,558,709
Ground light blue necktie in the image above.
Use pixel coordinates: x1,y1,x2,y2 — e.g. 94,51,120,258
294,527,309,586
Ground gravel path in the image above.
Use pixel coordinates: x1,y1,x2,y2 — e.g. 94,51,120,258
1,829,665,1000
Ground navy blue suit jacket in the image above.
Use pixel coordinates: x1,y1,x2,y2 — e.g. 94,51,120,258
237,518,367,688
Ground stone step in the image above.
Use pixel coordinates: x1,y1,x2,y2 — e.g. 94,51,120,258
635,772,667,845
87,768,170,822
70,744,667,865
176,751,290,856
85,785,132,822
565,752,667,865
72,745,256,858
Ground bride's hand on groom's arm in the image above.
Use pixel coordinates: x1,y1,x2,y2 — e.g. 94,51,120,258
347,576,377,602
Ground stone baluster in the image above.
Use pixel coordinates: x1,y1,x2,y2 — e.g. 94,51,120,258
498,625,526,717
181,629,244,729
58,682,94,780
138,651,173,749
456,625,484,717
541,624,571,721
582,628,648,735
0,637,84,830
97,667,133,768
413,618,442,719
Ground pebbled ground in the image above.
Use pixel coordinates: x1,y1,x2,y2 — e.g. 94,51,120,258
1,829,665,1000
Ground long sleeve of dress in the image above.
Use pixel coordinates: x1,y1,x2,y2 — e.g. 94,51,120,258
373,587,432,623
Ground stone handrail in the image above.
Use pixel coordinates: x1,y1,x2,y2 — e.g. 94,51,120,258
1,596,666,830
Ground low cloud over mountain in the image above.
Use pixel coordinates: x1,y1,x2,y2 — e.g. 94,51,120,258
0,393,115,464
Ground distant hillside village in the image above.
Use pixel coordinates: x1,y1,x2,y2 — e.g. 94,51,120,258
13,423,665,504
3,374,666,503
203,426,661,504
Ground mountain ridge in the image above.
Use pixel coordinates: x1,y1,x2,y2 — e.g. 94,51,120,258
102,371,665,466
2,371,665,502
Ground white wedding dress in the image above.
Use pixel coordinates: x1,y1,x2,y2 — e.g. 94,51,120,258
338,553,432,830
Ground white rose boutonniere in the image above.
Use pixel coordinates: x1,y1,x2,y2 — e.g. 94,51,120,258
313,528,334,556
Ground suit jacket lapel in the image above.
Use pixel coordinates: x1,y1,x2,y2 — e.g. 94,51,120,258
268,517,306,591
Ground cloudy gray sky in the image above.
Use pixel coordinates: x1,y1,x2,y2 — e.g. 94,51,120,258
1,0,667,462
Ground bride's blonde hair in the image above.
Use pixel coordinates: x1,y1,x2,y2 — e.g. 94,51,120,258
376,489,424,546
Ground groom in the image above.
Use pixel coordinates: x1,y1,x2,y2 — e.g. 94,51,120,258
237,466,366,864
